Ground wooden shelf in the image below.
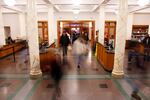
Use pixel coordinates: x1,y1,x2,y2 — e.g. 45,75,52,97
132,25,149,38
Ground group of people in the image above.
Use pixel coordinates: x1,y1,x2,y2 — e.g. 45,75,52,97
59,31,89,68
50,31,89,99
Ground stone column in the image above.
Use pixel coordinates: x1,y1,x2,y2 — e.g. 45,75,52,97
19,13,27,39
27,0,42,78
126,14,133,40
112,0,128,78
48,4,54,45
98,5,105,45
0,6,6,45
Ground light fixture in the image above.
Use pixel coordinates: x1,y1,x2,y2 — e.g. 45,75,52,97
4,0,16,6
72,0,80,6
137,0,149,6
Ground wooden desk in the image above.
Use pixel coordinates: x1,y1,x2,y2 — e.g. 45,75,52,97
0,40,26,59
96,43,114,71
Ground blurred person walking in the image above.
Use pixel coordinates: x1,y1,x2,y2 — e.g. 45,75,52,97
50,55,64,100
73,37,88,70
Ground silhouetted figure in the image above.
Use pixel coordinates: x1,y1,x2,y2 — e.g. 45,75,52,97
50,58,64,100
142,34,150,61
60,31,70,56
6,36,14,44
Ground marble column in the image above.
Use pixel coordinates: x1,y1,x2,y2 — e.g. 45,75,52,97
126,14,133,40
27,0,42,78
48,4,54,45
0,6,6,45
19,13,27,39
98,5,105,45
112,0,128,78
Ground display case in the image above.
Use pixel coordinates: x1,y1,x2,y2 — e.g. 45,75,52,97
132,25,149,39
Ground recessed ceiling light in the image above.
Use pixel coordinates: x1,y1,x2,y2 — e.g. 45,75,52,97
4,0,16,6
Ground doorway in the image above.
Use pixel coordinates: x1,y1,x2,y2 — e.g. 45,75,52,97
57,20,95,46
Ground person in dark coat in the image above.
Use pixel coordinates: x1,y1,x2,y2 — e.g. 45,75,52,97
60,31,70,56
142,34,150,61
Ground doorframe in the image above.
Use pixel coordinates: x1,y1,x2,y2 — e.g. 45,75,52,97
57,20,95,47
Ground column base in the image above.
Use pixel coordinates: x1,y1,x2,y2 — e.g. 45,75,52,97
112,72,124,78
30,69,42,79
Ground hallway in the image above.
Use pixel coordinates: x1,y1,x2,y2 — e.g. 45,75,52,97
0,48,150,100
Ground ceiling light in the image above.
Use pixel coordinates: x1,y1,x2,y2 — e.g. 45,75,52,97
4,0,16,6
72,0,80,6
73,9,80,14
137,0,149,6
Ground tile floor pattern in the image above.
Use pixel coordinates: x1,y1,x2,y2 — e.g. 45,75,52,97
0,48,150,100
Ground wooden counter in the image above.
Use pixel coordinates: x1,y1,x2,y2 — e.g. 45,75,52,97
40,48,60,73
96,43,114,71
0,40,26,58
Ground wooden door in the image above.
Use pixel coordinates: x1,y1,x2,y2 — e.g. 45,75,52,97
38,21,48,43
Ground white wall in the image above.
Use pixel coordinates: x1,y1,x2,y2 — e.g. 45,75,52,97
3,13,20,39
37,12,48,21
53,12,100,39
105,12,117,21
133,13,150,25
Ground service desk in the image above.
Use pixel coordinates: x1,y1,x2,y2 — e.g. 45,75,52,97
0,40,26,59
96,43,114,71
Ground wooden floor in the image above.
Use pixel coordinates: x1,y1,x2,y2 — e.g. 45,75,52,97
0,48,150,100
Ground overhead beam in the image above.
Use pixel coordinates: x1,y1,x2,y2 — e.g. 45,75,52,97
2,6,23,13
43,0,60,12
93,0,111,12
129,5,150,13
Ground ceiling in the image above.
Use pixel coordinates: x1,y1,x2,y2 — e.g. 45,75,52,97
1,0,150,14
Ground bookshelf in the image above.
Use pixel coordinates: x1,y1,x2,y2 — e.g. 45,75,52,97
132,25,149,39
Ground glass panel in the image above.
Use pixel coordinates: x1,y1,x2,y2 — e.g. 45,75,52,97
109,28,115,36
110,23,115,26
105,23,109,26
44,22,48,27
44,28,48,40
38,28,43,43
38,23,42,26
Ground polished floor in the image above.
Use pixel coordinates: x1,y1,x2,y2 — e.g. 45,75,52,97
0,48,150,100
